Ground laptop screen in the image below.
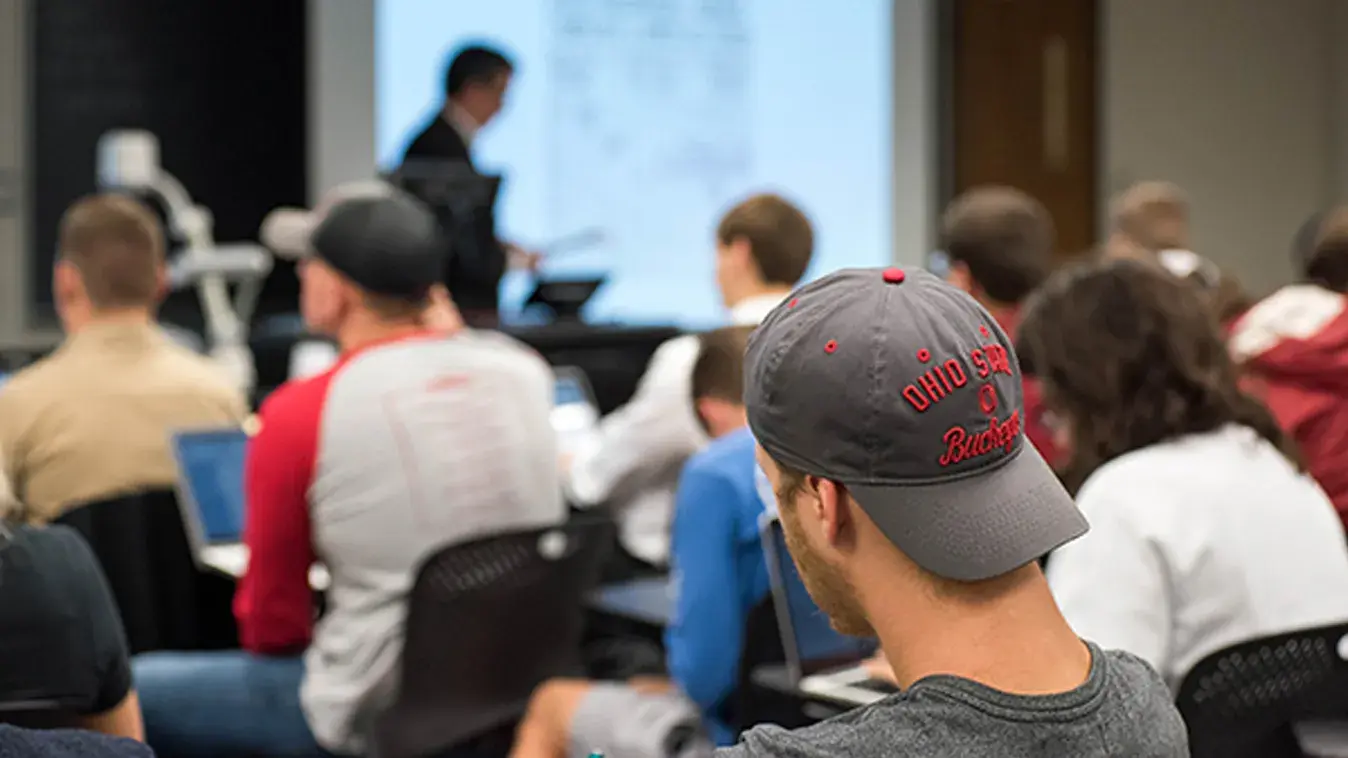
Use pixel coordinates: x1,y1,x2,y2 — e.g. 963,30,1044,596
554,373,591,407
552,368,599,457
172,429,247,543
764,516,878,676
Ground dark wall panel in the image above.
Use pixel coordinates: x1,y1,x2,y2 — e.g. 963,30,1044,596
30,0,306,326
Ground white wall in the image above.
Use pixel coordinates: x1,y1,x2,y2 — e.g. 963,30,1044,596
1101,0,1339,292
308,0,376,201
0,0,25,345
892,0,938,267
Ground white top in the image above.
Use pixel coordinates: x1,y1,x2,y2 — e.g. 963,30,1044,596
566,293,784,564
1048,424,1348,690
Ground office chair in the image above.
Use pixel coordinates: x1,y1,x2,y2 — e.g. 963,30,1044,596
373,518,614,758
728,592,789,734
56,490,234,653
1177,622,1348,758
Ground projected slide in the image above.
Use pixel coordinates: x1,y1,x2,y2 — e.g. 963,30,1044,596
376,0,891,327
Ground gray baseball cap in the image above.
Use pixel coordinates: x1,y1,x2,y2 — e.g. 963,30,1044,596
745,266,1086,581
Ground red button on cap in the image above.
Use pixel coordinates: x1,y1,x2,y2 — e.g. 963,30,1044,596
882,267,906,284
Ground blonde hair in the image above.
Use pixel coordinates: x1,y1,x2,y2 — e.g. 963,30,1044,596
1110,181,1190,252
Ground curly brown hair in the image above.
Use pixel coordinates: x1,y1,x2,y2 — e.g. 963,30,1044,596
1018,259,1296,493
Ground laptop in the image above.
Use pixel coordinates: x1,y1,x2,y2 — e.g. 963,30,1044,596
552,366,600,457
170,428,248,569
761,513,898,706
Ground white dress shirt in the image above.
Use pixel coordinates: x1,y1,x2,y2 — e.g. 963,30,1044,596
566,294,784,564
447,103,480,146
1048,424,1348,690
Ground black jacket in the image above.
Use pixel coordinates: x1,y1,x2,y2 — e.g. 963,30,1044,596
400,117,504,316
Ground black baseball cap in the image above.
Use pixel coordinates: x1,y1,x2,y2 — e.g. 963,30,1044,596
745,266,1086,581
304,190,444,299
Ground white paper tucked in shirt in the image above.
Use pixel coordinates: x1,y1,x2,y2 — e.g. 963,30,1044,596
1048,424,1348,690
566,294,784,564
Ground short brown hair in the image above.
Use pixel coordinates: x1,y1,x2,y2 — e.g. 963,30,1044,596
1308,207,1348,293
941,186,1053,304
360,291,431,322
1110,181,1190,252
58,194,165,309
690,325,754,404
716,194,814,286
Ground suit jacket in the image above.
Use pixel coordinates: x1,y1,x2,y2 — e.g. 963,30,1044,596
399,116,504,317
402,115,471,164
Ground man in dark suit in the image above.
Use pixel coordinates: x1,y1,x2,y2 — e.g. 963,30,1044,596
403,45,513,164
400,45,534,325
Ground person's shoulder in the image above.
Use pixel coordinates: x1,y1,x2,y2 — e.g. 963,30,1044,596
7,524,104,586
0,725,153,758
727,699,923,758
156,343,240,396
9,523,94,562
257,369,337,424
1231,284,1347,359
1096,648,1191,752
1077,433,1211,506
460,330,551,372
1099,646,1173,693
0,355,67,407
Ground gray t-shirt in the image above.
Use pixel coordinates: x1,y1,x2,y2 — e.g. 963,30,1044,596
718,645,1187,757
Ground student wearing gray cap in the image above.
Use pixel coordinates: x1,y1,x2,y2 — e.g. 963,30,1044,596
135,191,563,757
730,267,1187,756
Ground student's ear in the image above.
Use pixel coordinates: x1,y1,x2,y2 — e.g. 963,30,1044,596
154,264,170,302
52,260,84,305
806,476,854,549
696,397,744,438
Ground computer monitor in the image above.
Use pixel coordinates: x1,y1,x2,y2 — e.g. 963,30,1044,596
170,429,248,559
762,513,878,680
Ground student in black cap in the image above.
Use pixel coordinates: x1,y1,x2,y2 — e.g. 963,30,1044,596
136,190,564,757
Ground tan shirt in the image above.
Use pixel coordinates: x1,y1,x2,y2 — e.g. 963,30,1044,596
0,321,248,522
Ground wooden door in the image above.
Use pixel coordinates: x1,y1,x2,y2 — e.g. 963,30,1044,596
950,0,1098,259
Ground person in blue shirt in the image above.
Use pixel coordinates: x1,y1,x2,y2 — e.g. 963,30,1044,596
510,326,767,758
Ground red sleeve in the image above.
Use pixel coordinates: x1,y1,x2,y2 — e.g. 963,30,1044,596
1021,378,1064,469
233,371,332,655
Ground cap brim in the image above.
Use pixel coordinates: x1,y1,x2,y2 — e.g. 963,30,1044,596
849,443,1087,582
259,207,319,260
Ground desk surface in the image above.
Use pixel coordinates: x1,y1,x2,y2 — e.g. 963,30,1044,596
587,576,674,627
202,543,331,591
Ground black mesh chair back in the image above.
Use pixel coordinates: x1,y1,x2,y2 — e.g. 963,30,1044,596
374,518,614,758
1177,622,1348,758
56,489,231,653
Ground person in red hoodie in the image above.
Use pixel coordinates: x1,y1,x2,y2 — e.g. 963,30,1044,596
1230,207,1348,528
937,186,1061,467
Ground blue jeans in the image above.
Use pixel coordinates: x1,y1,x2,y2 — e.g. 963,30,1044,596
133,650,329,758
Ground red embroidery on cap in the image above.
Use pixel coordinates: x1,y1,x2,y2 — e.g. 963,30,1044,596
939,411,1021,467
978,384,999,415
824,339,838,354
969,345,1013,378
979,325,991,338
788,298,799,309
903,358,970,410
882,267,906,284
